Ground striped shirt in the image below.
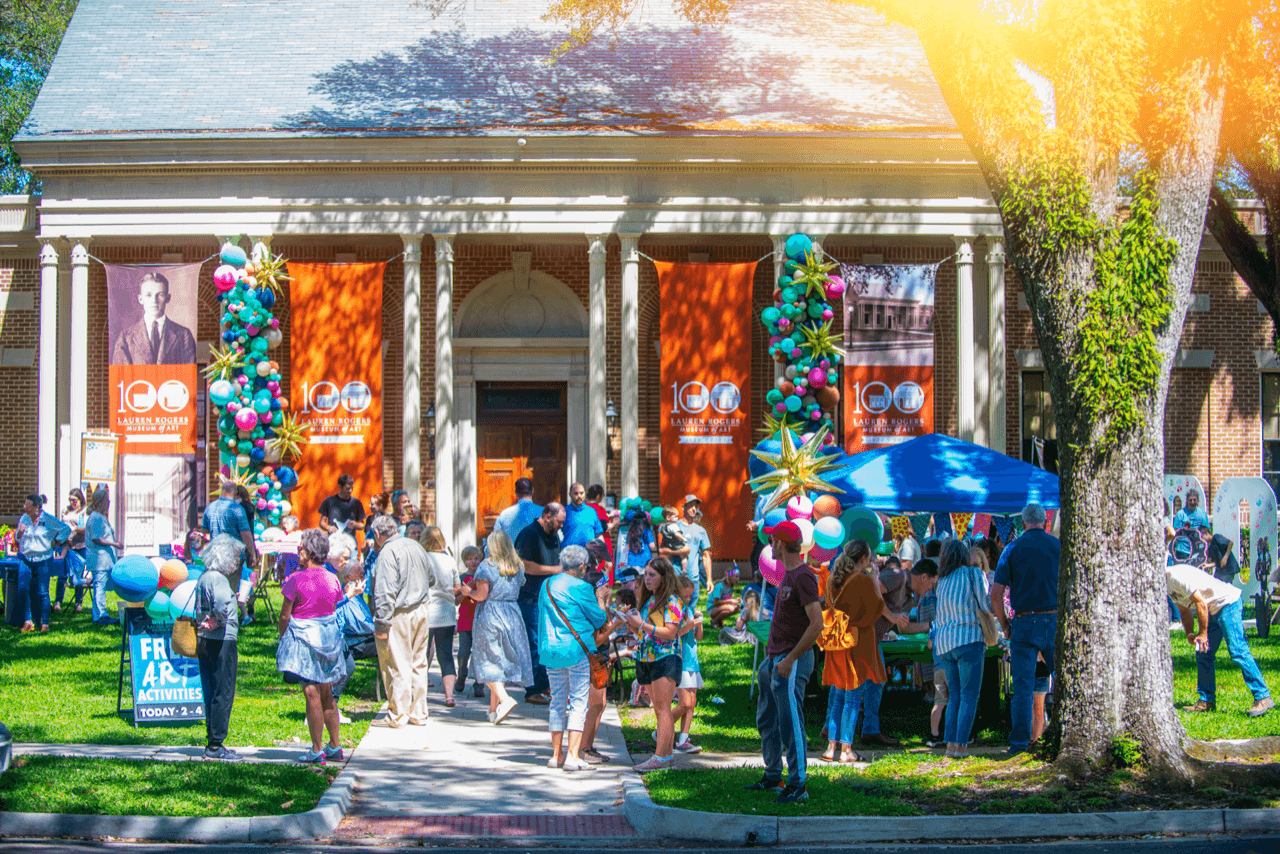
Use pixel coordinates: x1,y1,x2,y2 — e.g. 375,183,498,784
932,565,990,657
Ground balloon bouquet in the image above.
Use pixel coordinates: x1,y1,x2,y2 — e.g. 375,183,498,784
761,233,844,437
755,493,884,586
108,554,199,625
204,241,306,539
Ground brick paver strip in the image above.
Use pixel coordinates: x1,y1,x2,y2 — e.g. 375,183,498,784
333,814,635,839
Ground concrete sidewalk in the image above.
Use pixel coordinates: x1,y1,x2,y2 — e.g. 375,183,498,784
331,691,636,842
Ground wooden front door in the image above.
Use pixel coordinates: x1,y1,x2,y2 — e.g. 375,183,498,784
475,384,567,538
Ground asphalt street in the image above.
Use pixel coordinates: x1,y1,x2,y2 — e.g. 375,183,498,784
1,836,1278,854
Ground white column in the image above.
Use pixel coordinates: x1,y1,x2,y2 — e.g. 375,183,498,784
69,238,91,492
38,239,61,499
248,235,272,261
588,233,609,487
953,236,976,442
619,233,641,497
434,233,456,539
402,235,424,501
771,236,787,384
986,236,1007,456
455,353,476,551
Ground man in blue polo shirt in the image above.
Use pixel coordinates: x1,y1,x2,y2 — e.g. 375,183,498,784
494,478,543,547
990,502,1059,756
561,482,603,548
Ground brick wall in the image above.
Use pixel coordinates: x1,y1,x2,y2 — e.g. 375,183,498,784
0,257,40,509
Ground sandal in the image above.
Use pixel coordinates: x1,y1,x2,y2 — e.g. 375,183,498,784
839,752,865,763
819,751,837,762
445,699,456,708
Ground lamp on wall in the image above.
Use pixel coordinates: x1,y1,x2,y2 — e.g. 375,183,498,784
605,399,619,460
426,401,436,461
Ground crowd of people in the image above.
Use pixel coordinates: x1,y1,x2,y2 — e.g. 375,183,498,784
10,475,1275,792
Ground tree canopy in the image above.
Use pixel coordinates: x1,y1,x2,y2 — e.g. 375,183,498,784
0,0,78,194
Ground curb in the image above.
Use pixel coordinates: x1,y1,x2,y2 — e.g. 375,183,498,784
622,778,1278,843
0,769,357,842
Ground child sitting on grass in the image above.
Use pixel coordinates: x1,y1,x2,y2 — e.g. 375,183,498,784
718,588,762,645
673,576,704,753
706,565,742,628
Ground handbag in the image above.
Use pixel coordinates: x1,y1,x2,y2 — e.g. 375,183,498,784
548,594,611,690
171,617,198,658
971,566,1001,647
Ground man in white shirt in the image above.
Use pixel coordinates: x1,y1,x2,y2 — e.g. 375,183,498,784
1166,563,1272,717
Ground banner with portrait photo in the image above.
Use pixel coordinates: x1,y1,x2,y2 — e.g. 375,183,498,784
840,263,937,455
106,263,201,455
656,260,755,559
287,262,385,528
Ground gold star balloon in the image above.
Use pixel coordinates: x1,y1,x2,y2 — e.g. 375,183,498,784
747,424,845,513
799,319,846,362
266,410,309,462
757,411,794,438
793,251,840,301
209,465,255,500
203,344,249,382
252,251,291,297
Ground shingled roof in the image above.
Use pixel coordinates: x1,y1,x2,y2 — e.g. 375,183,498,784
19,0,958,140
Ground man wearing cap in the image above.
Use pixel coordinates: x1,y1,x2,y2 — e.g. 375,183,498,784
674,495,712,607
1167,562,1273,716
744,520,823,805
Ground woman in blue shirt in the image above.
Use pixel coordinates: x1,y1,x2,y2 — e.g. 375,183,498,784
537,544,616,772
16,493,72,633
624,514,656,568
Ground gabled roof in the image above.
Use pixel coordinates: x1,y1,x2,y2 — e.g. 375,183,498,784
19,0,958,140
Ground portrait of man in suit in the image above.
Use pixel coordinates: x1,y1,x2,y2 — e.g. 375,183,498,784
110,271,197,365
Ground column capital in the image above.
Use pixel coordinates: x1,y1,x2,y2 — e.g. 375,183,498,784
771,235,788,256
587,233,608,262
70,239,92,265
952,235,975,264
984,235,1006,264
618,233,642,262
434,232,456,264
38,237,61,265
402,234,424,264
217,235,245,249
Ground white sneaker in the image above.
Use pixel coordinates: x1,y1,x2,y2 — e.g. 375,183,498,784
493,696,517,724
563,756,594,772
674,740,702,754
547,756,565,768
633,754,675,773
338,712,352,724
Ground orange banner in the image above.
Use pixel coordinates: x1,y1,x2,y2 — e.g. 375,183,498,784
109,364,198,455
656,261,755,560
287,262,384,529
840,263,938,454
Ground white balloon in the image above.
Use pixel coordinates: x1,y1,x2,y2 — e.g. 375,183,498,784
785,365,798,380
793,518,816,552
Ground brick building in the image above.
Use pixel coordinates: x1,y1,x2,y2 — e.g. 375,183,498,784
0,0,1271,558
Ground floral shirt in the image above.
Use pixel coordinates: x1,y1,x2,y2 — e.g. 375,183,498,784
638,594,684,663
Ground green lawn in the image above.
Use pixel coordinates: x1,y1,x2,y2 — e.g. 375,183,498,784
623,630,1280,754
0,592,377,748
0,756,333,817
644,753,1280,817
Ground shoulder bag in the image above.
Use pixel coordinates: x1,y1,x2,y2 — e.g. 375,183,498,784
548,594,611,690
970,566,1001,647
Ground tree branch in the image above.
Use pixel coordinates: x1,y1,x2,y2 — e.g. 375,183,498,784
1205,183,1277,316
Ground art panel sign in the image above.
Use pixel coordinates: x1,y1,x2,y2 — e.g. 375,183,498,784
840,264,937,454
124,608,204,724
656,261,755,559
287,262,385,526
106,263,201,454
1212,477,1278,598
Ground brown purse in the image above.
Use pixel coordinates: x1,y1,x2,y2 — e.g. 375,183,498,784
171,617,198,658
548,595,611,690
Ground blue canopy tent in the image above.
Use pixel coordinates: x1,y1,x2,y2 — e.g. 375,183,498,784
749,432,1059,513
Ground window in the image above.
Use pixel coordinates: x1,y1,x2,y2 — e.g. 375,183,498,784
1021,371,1059,474
1263,375,1280,498
862,304,873,328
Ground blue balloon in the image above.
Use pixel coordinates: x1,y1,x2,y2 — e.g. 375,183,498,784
111,554,160,601
763,507,788,529
249,447,266,463
785,233,813,261
220,243,248,267
276,466,299,490
258,289,276,309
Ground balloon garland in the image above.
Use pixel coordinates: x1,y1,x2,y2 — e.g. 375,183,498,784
761,233,845,436
204,241,305,537
618,496,663,527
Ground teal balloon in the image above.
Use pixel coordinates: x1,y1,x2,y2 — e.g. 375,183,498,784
784,395,802,413
221,243,248,266
111,554,160,602
839,506,883,549
649,507,665,525
779,337,796,352
761,307,780,324
785,233,813,260
766,389,784,405
780,287,797,303
253,398,270,414
145,590,172,621
237,439,253,454
807,302,825,318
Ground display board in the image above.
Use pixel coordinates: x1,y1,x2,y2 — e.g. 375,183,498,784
120,607,204,725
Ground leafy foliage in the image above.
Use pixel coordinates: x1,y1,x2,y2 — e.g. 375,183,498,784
0,0,78,194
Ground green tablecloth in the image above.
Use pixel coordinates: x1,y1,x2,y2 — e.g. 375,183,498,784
880,633,1003,664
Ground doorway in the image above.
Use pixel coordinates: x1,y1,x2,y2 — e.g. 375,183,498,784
476,383,568,536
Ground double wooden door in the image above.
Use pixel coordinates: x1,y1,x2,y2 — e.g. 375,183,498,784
476,384,567,537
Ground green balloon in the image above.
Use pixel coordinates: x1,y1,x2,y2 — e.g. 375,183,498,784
649,507,665,525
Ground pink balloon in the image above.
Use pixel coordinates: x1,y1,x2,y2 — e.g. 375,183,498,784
759,545,784,586
234,408,259,430
809,543,838,561
808,367,827,388
787,495,814,519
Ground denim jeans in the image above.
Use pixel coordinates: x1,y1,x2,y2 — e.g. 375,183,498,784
19,557,52,627
1010,612,1057,750
938,641,984,745
519,599,550,697
53,552,88,608
757,650,814,787
1198,598,1271,704
859,650,887,735
826,683,869,746
92,565,113,623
